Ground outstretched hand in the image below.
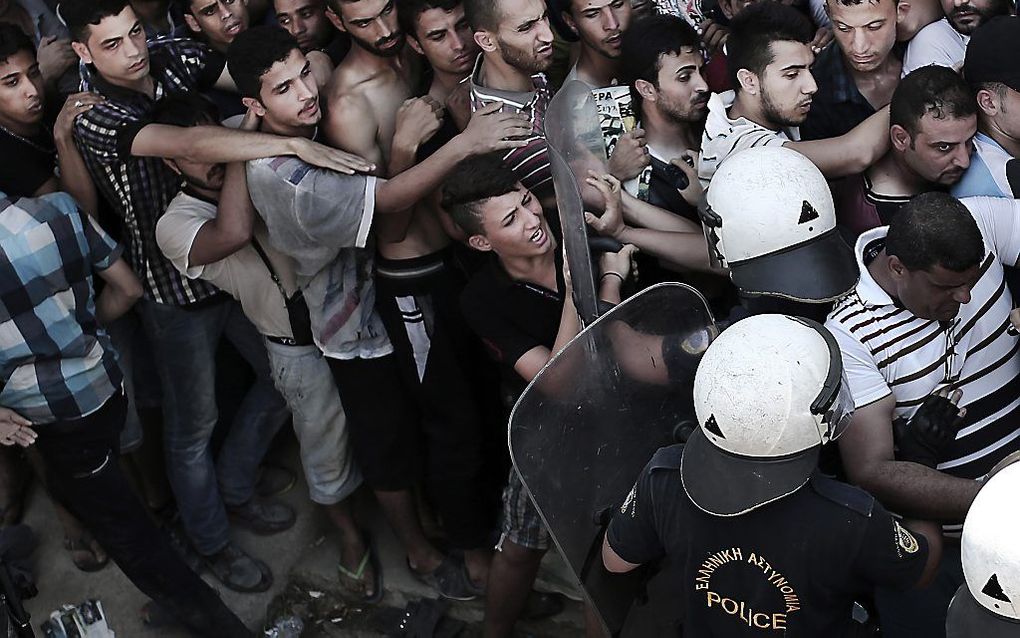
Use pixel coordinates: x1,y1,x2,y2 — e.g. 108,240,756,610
459,102,533,153
0,408,35,447
293,139,375,175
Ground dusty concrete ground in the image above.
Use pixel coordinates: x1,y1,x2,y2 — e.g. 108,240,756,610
20,441,584,637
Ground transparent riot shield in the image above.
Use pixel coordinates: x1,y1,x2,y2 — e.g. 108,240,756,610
509,283,719,635
546,80,611,325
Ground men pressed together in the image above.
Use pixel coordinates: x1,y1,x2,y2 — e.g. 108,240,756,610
1,0,1019,635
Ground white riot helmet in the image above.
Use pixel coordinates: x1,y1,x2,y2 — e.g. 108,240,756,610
681,314,854,516
946,457,1020,636
702,147,859,302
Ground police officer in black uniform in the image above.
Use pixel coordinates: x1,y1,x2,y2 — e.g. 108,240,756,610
601,313,944,636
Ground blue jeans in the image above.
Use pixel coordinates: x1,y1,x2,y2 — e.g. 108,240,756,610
140,297,290,555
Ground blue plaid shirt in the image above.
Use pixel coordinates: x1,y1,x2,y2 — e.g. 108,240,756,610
73,38,223,306
0,191,124,424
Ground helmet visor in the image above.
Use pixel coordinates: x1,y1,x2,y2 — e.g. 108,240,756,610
798,318,855,442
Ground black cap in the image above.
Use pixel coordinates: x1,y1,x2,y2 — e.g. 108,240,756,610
963,16,1020,92
679,427,820,517
947,585,1020,638
728,228,860,303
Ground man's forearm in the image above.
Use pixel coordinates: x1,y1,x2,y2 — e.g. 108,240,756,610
621,193,699,232
56,135,99,218
180,126,300,164
375,135,471,214
617,227,716,273
858,459,981,520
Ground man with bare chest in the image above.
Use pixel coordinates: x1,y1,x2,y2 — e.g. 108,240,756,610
322,0,531,598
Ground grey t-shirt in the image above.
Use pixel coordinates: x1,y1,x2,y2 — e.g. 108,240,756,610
246,156,391,360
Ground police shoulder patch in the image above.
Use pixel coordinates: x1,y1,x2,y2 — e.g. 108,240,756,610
648,444,684,472
893,521,920,555
810,475,875,516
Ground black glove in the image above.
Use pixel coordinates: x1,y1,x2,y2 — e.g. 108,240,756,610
892,395,965,468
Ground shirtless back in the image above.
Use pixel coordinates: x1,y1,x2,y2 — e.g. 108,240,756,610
324,0,448,259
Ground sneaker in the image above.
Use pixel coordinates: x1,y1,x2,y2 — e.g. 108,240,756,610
227,497,296,535
203,542,273,593
255,464,296,498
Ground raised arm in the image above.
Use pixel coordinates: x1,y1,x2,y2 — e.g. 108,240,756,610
130,123,374,174
95,257,144,323
54,93,103,218
787,106,890,178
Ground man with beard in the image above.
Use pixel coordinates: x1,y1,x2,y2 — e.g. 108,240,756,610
902,0,1013,75
274,0,351,64
834,65,977,236
698,1,892,189
554,0,651,186
464,0,557,206
801,0,902,140
618,14,708,222
327,0,531,597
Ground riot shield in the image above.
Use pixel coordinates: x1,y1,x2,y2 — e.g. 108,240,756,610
509,283,719,635
545,80,610,325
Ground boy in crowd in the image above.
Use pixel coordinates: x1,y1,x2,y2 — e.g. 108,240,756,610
227,25,530,599
274,0,351,63
153,94,374,601
443,154,636,638
801,0,901,140
63,0,372,592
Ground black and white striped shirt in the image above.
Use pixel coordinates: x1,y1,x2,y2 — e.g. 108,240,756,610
697,90,799,191
826,198,1020,500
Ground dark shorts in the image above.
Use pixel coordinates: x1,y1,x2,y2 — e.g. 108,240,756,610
326,354,420,491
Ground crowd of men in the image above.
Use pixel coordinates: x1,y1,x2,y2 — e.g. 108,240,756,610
1,0,1019,634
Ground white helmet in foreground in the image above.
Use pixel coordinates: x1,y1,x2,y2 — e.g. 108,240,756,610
947,458,1020,636
703,147,859,302
682,314,854,517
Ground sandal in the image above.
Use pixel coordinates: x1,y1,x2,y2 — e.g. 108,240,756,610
407,556,477,602
63,532,108,573
338,537,384,604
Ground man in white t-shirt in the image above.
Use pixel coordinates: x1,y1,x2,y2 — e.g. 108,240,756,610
901,0,1011,75
152,95,377,601
826,192,1020,637
698,1,891,189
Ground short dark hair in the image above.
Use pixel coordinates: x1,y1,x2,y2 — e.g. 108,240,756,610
151,93,221,128
827,0,899,7
397,0,461,40
890,65,977,139
0,24,35,64
441,153,519,236
227,26,300,99
885,192,984,272
620,15,701,116
463,0,501,32
726,2,813,91
61,0,131,43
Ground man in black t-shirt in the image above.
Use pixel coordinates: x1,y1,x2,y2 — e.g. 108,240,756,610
445,154,637,637
604,314,942,636
0,24,101,212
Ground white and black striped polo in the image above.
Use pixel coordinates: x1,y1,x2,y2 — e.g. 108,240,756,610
826,197,1020,492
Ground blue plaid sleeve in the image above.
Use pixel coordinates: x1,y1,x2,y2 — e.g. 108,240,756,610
83,214,123,271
